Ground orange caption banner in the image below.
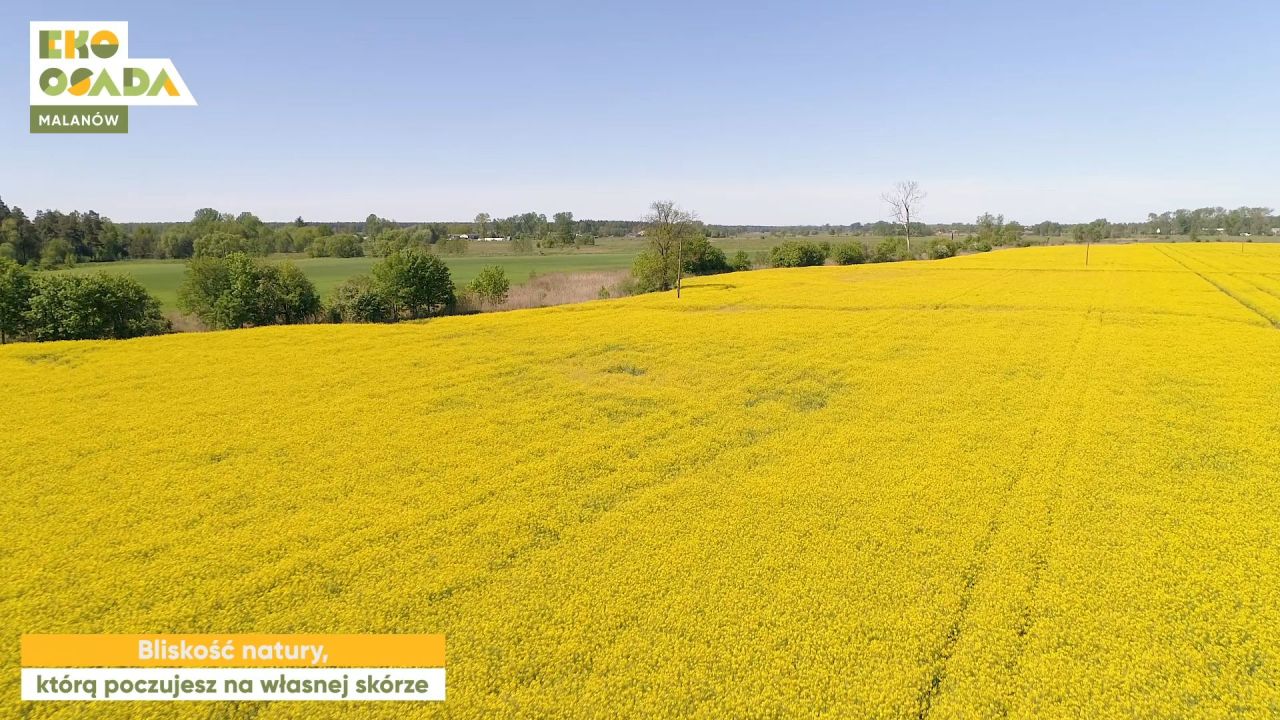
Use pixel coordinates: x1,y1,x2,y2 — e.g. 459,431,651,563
22,634,445,668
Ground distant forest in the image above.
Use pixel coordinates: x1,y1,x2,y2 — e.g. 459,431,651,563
0,196,1276,269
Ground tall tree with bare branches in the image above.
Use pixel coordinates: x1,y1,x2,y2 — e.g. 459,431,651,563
882,181,925,254
642,201,699,297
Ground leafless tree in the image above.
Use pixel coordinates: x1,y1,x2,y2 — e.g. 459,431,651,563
882,181,925,254
644,200,699,297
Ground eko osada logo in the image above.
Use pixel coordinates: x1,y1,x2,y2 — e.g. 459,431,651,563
29,21,196,134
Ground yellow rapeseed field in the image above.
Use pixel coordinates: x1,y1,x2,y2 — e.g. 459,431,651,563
4,242,1280,718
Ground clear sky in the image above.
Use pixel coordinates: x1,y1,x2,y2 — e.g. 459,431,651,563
4,0,1278,224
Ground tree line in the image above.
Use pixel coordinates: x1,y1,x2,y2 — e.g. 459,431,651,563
0,248,512,344
5,195,1277,271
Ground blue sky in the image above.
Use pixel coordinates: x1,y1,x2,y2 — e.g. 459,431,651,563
4,0,1277,224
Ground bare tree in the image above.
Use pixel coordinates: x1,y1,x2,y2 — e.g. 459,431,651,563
882,181,925,254
643,201,699,297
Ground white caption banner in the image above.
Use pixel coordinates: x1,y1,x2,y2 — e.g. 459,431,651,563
23,668,445,701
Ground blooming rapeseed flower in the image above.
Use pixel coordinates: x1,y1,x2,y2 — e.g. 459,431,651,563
3,242,1280,717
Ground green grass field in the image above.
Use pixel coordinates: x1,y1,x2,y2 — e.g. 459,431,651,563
49,235,795,310
55,249,642,310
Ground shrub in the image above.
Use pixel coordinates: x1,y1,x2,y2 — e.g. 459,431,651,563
326,275,395,323
630,250,672,293
178,253,321,329
371,248,456,318
682,236,731,276
769,241,827,268
926,239,960,260
469,265,511,307
833,243,866,265
729,250,753,272
24,273,169,341
871,237,910,263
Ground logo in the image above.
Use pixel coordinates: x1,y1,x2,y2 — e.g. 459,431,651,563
29,21,196,134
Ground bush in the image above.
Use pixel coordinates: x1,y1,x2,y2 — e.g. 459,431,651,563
469,266,511,307
926,239,960,260
682,235,731,276
871,236,910,263
326,275,395,323
770,241,827,268
833,242,866,265
24,273,169,341
630,249,672,293
0,257,34,343
178,253,321,329
729,250,753,272
371,248,456,318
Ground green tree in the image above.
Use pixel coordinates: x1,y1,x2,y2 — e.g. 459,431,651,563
178,253,320,329
729,250,753,271
40,237,76,268
552,212,575,247
128,225,159,258
468,265,511,307
0,257,34,343
25,273,169,341
308,234,363,258
270,263,321,324
364,213,388,240
372,248,456,318
633,201,700,295
194,231,259,258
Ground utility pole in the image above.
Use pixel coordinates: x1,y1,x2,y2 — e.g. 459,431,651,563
676,233,684,298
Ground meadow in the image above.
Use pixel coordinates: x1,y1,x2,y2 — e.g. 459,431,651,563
4,243,1280,717
48,234,813,310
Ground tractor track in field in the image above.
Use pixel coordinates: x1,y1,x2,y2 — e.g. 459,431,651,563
1153,246,1280,328
915,301,1104,720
